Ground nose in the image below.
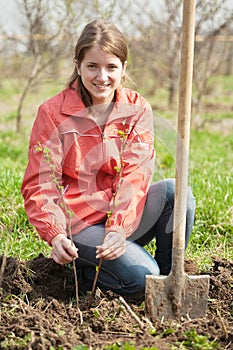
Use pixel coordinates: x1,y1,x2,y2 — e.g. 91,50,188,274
97,68,108,81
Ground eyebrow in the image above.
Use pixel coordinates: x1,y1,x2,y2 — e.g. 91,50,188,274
86,60,119,65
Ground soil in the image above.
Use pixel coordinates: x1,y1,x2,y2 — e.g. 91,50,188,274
0,254,232,350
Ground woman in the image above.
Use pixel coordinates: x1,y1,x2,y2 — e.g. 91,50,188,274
21,20,195,298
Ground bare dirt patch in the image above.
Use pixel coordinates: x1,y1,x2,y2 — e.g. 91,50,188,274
0,254,232,349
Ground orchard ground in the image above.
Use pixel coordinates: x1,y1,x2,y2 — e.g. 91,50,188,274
0,76,232,349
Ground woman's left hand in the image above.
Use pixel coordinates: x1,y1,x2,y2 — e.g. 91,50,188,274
96,231,126,260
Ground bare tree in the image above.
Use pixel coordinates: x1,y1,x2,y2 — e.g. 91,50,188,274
128,0,233,113
1,0,135,132
14,0,82,131
3,0,231,128
129,0,183,109
225,38,233,75
193,0,233,119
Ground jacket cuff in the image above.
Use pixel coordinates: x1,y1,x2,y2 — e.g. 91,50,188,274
105,225,126,238
41,227,67,246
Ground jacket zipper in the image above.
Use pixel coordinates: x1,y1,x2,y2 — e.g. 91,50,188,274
101,130,106,164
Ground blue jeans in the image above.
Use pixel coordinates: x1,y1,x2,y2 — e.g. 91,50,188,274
72,179,195,298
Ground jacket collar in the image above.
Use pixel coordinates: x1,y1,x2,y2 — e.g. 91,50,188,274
61,87,87,116
60,82,142,118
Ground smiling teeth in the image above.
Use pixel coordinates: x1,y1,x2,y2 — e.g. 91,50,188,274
95,84,109,87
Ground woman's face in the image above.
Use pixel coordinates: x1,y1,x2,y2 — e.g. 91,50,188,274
77,45,126,106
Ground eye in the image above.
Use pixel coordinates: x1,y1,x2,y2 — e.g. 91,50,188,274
108,64,118,71
87,64,97,69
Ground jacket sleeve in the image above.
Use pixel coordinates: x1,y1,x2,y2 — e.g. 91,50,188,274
21,104,67,245
105,102,155,238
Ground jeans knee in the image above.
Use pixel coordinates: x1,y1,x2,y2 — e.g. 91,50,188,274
164,178,195,213
187,187,196,212
127,274,147,298
164,178,175,208
126,266,159,298
132,280,145,298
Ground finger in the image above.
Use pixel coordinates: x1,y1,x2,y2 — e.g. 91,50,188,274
50,251,64,265
57,238,78,259
64,243,78,259
96,239,122,253
96,239,126,253
61,249,77,263
52,245,77,264
96,244,126,260
100,248,125,260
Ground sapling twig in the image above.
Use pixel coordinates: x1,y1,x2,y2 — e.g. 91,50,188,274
119,296,145,330
88,124,129,306
0,254,7,290
36,141,79,307
87,210,112,308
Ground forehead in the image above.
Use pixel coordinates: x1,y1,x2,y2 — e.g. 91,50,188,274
83,45,121,63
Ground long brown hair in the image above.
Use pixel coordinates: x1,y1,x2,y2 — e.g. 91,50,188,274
66,20,128,107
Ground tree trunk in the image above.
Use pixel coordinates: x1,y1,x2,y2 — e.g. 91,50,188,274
225,43,233,75
16,55,42,132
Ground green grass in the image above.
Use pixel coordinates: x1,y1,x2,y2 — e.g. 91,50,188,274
0,130,51,259
152,126,233,265
0,75,231,350
0,76,232,270
205,75,233,106
0,79,21,99
188,130,233,268
200,111,233,121
0,77,65,133
0,118,232,269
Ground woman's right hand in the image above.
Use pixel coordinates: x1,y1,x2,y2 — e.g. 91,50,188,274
96,231,126,260
50,234,78,265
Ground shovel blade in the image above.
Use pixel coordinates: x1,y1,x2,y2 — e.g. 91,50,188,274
145,274,210,320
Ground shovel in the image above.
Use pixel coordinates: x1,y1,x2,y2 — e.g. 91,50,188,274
145,0,210,320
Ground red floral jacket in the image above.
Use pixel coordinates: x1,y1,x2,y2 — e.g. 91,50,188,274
21,85,155,244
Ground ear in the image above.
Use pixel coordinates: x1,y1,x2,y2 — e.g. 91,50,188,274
122,60,127,77
74,59,81,75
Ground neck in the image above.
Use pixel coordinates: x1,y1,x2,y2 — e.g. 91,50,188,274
90,91,116,118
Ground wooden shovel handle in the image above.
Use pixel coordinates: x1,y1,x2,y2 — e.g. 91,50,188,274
172,1,196,258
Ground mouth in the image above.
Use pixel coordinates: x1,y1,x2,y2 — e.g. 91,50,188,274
94,83,110,90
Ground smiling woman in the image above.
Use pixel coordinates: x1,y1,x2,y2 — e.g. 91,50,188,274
68,20,128,108
75,46,126,106
21,19,195,299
